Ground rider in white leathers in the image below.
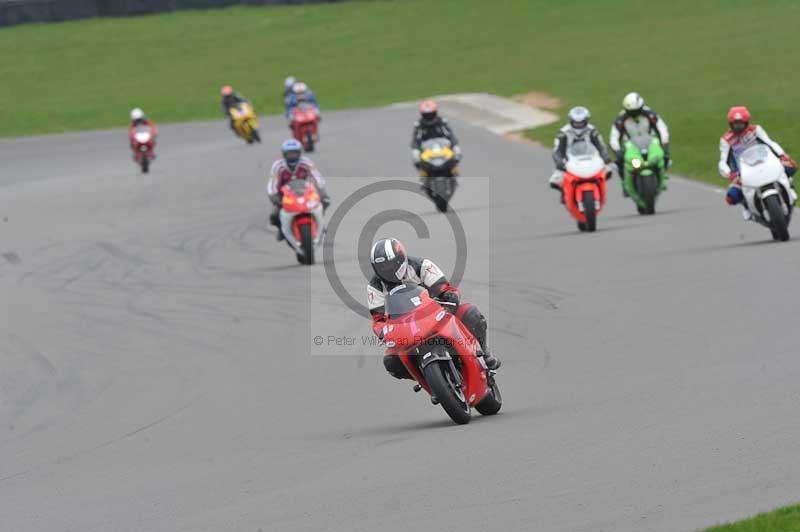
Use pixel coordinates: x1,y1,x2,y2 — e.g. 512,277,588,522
719,106,797,211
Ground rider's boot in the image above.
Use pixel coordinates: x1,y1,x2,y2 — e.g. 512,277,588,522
269,210,285,241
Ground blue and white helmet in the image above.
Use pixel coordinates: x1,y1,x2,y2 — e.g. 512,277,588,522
284,76,296,92
281,138,303,169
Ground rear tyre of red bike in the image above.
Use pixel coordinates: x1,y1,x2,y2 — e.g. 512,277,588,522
475,374,502,416
423,360,471,425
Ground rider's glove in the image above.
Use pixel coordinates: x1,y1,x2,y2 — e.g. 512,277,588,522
412,149,421,163
781,154,798,169
728,171,741,186
604,163,615,180
453,145,462,161
321,196,331,212
438,289,460,308
270,194,282,206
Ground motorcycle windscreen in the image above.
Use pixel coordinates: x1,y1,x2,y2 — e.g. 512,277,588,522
565,140,603,178
285,179,311,197
739,145,783,188
740,144,769,167
420,137,452,152
385,284,428,318
133,125,151,142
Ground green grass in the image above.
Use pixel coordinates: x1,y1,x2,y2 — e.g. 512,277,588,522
706,504,800,532
2,0,800,184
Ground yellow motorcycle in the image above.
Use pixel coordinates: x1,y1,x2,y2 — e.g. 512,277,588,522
229,102,261,144
418,137,458,212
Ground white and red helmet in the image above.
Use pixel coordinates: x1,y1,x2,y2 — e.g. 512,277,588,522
728,106,751,132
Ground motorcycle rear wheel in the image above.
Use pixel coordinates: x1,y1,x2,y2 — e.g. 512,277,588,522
423,360,471,425
765,194,790,241
475,374,502,416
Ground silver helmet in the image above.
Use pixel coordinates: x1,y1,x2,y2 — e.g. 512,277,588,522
567,106,591,134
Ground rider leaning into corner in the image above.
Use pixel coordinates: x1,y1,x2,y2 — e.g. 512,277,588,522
411,100,462,170
366,238,500,380
549,106,614,195
719,106,798,214
267,139,330,240
609,92,671,194
220,85,250,134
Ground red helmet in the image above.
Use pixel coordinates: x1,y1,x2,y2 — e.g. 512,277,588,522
728,106,751,132
419,99,438,122
221,85,233,96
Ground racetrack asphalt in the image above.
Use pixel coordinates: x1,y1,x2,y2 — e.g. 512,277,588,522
1,106,800,532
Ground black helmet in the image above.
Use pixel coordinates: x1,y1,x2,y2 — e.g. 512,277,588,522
370,238,408,283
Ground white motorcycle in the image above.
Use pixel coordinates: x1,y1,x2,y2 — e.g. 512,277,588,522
738,144,796,241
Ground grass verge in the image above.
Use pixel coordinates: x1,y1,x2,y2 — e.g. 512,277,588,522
705,504,800,532
2,0,800,185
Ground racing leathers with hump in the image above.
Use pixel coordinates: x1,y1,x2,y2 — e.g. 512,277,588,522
609,92,671,181
367,238,500,379
267,139,330,240
550,106,613,193
411,100,462,169
719,105,798,211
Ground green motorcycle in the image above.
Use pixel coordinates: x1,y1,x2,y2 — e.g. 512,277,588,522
622,137,667,215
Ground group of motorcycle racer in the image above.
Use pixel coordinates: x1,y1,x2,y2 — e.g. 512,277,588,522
548,92,670,198
124,83,800,386
547,92,798,219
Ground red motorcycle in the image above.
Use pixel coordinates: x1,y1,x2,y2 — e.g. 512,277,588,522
291,103,319,152
279,179,324,265
129,123,156,173
382,285,502,424
561,140,609,232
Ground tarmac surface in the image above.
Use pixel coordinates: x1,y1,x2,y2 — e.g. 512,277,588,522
1,106,799,532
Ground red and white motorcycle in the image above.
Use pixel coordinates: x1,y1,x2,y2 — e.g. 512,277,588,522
279,179,325,264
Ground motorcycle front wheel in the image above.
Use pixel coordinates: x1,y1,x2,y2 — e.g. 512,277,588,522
299,223,315,265
581,190,596,232
423,360,471,425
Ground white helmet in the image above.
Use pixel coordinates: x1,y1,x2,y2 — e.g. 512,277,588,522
284,76,296,91
622,92,644,113
292,81,308,94
130,108,145,121
567,106,591,133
